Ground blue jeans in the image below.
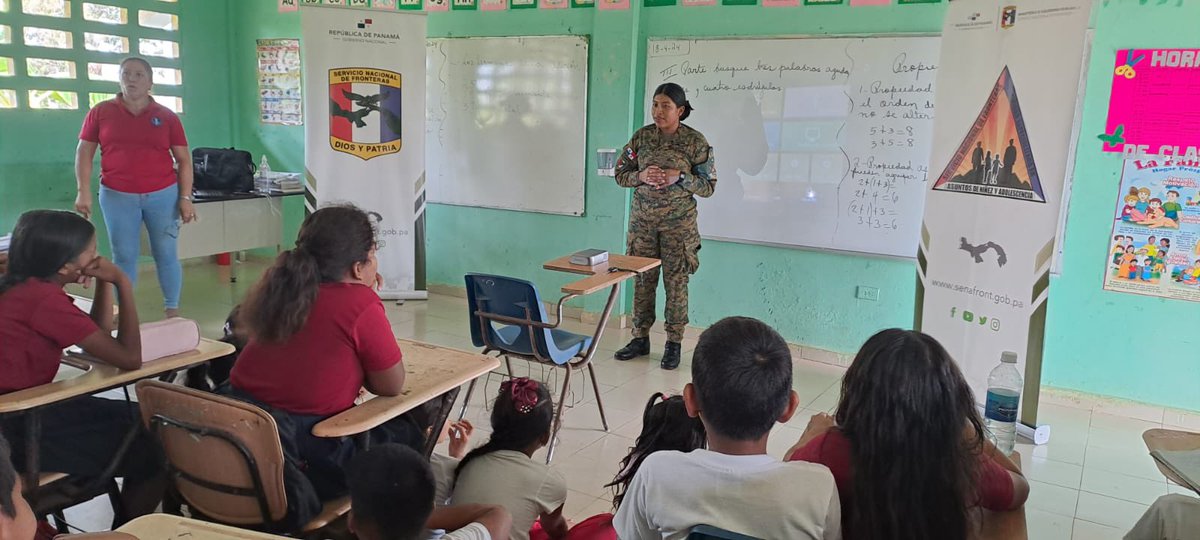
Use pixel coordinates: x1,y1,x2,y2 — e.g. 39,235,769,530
99,184,182,310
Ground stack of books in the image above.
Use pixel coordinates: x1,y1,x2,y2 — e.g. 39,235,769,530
255,172,305,194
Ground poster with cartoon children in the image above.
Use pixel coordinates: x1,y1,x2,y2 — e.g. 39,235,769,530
1104,159,1200,302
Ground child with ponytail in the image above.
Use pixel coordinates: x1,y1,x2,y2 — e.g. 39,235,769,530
228,205,424,509
450,378,569,540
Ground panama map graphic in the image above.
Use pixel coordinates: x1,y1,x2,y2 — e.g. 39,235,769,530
959,237,1008,267
932,67,1047,203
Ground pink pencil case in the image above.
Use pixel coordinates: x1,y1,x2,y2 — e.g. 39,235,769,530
141,318,201,362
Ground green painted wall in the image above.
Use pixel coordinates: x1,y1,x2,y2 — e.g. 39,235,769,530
0,0,235,252
1043,1,1200,411
226,0,304,248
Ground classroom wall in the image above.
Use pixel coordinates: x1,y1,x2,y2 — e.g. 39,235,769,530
0,0,236,251
1043,1,1200,411
5,0,1197,411
425,3,947,340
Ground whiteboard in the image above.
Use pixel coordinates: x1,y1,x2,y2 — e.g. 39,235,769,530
645,36,940,258
427,36,588,216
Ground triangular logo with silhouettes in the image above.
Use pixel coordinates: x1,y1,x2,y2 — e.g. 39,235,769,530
932,67,1045,203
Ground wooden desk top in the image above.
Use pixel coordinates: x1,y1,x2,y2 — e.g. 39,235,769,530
312,339,500,438
544,254,661,295
0,339,234,414
118,513,290,539
1144,428,1200,492
544,254,661,276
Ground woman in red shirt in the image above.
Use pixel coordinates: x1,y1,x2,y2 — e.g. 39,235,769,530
0,210,164,520
74,56,194,319
228,205,422,509
785,329,1029,540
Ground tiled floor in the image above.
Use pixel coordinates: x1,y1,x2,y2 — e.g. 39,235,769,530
58,259,1198,539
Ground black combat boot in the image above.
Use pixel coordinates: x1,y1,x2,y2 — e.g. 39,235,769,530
661,341,682,370
614,337,650,361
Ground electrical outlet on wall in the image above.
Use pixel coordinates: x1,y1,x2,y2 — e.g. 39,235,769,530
856,286,880,302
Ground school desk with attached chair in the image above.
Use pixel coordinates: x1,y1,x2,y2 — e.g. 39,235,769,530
461,253,661,463
0,339,234,529
135,339,497,538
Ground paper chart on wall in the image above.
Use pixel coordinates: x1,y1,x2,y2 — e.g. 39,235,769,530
257,39,303,126
1103,49,1200,156
1103,159,1200,302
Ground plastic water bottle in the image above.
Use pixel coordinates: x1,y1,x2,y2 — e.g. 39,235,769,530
984,351,1022,455
259,155,272,178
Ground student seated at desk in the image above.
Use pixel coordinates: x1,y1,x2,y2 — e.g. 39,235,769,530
785,329,1029,540
0,210,164,519
0,432,38,540
347,443,512,540
613,317,842,540
449,378,568,540
228,205,426,501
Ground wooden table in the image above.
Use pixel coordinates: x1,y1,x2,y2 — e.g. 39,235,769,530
1144,428,1200,494
115,513,291,539
0,339,235,517
312,339,500,455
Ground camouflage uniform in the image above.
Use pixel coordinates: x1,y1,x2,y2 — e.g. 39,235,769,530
614,123,717,343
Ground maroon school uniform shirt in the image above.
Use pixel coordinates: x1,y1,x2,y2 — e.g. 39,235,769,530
0,279,100,394
789,430,1015,525
230,283,402,417
79,94,188,194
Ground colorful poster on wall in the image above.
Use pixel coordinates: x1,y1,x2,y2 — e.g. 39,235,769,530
256,39,303,126
1104,49,1200,156
399,0,423,8
850,0,889,5
572,0,595,7
681,0,717,5
426,0,450,10
452,0,477,10
598,0,630,8
918,0,1091,424
373,0,399,8
763,0,799,5
803,0,844,4
540,0,569,8
481,0,508,9
1103,159,1200,302
280,0,300,12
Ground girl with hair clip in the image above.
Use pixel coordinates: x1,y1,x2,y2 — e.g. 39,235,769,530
785,329,1029,540
0,210,165,520
450,378,569,540
228,205,424,511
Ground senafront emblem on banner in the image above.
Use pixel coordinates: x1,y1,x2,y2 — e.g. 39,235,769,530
328,67,402,160
932,67,1046,203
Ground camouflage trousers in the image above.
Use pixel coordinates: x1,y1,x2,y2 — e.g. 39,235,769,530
628,217,701,343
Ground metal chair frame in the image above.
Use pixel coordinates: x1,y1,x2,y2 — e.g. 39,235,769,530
459,282,621,463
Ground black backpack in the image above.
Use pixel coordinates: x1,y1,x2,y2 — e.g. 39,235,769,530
193,147,255,192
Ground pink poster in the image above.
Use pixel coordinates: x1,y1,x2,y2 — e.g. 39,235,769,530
279,0,300,11
426,0,450,10
541,0,569,7
598,0,630,9
1105,49,1200,156
682,0,717,5
850,0,889,5
481,0,508,9
763,0,798,5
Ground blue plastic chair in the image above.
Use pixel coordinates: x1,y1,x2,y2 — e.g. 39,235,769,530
687,526,762,540
461,273,610,463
